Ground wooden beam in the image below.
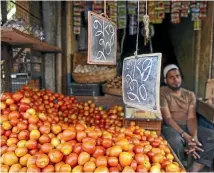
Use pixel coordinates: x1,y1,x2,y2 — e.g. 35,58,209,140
56,1,62,93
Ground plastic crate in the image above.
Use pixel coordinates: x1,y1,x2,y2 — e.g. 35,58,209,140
123,119,162,135
67,82,103,96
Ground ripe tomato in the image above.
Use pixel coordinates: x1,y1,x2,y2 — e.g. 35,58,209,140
133,144,144,154
0,165,9,172
26,139,37,150
15,147,28,157
94,166,109,173
122,166,135,173
42,165,55,172
35,154,49,168
72,165,83,172
39,134,51,144
78,152,90,165
109,167,120,173
135,153,149,165
96,156,108,167
48,149,63,163
55,162,65,172
115,138,129,151
27,156,37,168
102,138,112,149
161,159,172,170
108,157,118,167
152,153,165,163
83,161,96,172
93,146,105,158
65,153,78,167
109,145,122,157
62,128,76,141
30,129,41,140
165,163,180,172
12,92,24,102
19,154,31,166
18,130,29,141
76,131,87,142
9,163,22,172
119,152,133,167
82,140,96,154
27,165,41,172
73,143,82,155
2,151,18,166
61,142,73,155
59,164,72,172
41,143,54,154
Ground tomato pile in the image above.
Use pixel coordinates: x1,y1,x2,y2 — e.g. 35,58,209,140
0,87,185,172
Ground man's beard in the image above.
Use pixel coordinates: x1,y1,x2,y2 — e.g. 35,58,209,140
167,83,182,91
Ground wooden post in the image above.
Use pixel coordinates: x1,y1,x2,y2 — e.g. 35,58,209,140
1,43,13,92
42,1,57,92
66,1,72,88
194,31,201,95
1,1,7,25
66,1,77,93
56,1,62,93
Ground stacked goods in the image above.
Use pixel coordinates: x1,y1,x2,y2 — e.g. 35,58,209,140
72,65,116,83
104,76,122,96
1,87,185,172
73,65,110,74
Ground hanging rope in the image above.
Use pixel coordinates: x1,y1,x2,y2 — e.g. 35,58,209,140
134,0,140,57
104,0,107,16
143,0,150,45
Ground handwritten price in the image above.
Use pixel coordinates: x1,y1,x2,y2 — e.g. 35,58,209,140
125,58,153,103
93,19,115,60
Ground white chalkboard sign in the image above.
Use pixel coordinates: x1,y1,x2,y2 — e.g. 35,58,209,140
88,11,117,65
122,53,162,113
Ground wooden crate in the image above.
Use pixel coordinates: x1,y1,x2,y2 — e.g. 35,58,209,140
123,119,162,135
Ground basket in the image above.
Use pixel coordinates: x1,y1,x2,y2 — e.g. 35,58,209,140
72,67,117,83
123,119,162,135
103,85,122,96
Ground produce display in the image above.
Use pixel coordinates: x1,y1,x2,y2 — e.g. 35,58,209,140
73,65,110,73
105,76,122,90
0,87,185,173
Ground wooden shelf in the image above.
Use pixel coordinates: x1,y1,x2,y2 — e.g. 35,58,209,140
197,99,214,123
1,27,62,53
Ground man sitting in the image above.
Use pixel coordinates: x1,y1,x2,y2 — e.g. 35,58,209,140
160,64,214,172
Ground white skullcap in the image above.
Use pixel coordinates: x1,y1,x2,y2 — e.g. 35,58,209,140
163,64,179,78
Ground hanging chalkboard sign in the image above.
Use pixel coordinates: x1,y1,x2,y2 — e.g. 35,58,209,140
122,53,162,113
88,11,117,65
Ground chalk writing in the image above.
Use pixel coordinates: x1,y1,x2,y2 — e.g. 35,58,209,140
122,53,162,112
88,11,117,65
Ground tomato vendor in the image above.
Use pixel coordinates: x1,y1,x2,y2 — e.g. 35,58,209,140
160,64,214,172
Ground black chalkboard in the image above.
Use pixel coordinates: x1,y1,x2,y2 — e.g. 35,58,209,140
88,11,117,65
122,53,162,113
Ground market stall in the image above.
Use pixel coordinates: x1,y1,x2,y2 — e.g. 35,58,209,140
1,0,214,172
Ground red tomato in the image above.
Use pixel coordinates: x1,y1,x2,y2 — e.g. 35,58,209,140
93,146,105,158
48,149,63,163
36,154,49,168
65,153,78,167
102,138,112,148
82,140,96,154
108,157,119,167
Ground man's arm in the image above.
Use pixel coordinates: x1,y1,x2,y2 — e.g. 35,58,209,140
187,105,198,139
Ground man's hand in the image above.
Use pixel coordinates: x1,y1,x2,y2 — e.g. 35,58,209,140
184,135,203,160
185,148,201,159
